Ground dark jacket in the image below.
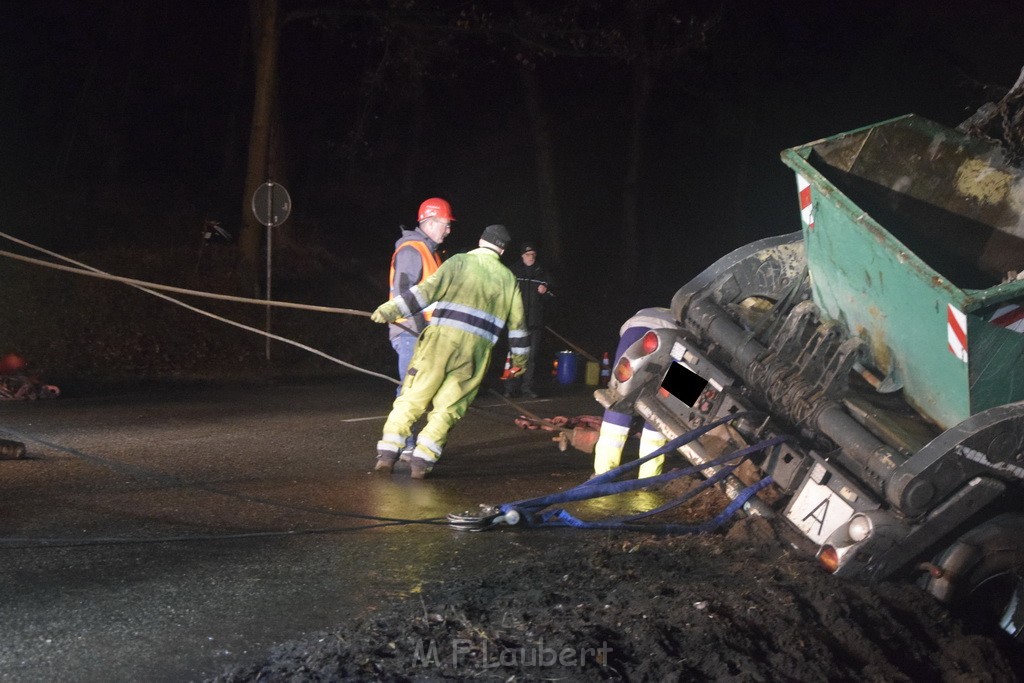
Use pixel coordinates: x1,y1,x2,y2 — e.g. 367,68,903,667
510,260,554,330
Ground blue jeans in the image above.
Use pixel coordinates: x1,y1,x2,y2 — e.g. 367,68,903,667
390,332,418,451
391,332,418,391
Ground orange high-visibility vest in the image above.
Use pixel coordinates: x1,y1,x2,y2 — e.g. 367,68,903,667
389,240,442,323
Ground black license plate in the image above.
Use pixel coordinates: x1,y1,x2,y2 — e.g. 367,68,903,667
660,362,709,408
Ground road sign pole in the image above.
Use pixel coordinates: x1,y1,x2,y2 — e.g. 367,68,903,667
250,182,292,364
265,218,272,360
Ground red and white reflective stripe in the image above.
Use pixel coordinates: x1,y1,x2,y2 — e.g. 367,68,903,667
989,303,1024,333
797,174,814,229
947,304,968,363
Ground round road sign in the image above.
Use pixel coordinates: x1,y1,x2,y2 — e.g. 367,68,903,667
251,182,291,227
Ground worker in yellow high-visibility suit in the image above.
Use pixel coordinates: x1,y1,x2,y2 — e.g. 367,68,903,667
369,224,530,479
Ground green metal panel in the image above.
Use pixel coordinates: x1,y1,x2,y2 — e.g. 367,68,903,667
968,308,1024,414
781,115,1024,429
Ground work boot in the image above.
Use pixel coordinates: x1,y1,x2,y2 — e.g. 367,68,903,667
409,456,434,480
374,450,399,475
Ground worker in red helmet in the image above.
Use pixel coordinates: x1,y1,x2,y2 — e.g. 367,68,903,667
390,199,454,378
388,198,455,454
416,197,454,224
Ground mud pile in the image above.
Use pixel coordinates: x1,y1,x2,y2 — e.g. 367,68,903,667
211,516,1020,682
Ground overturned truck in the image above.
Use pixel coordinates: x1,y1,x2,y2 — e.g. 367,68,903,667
598,114,1024,640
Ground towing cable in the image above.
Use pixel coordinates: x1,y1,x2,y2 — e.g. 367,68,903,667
0,230,550,547
0,230,576,428
2,232,763,543
0,230,401,385
448,412,783,533
0,231,561,427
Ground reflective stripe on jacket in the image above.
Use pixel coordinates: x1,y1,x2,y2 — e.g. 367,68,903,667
390,247,529,360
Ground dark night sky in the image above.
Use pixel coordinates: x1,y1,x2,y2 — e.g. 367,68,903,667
1,0,1023,317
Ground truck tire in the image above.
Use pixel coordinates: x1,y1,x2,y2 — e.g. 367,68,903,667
924,513,1024,641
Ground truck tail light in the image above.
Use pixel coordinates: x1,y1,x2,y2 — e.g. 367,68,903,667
641,331,660,355
818,545,840,573
614,358,633,383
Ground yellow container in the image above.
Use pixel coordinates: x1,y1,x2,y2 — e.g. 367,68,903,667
584,361,600,387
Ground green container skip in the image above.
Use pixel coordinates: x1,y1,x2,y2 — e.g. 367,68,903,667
781,114,1024,429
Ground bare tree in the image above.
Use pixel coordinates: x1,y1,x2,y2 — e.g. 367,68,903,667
619,0,715,293
474,0,716,278
233,0,715,292
620,2,653,289
238,0,280,296
518,62,564,264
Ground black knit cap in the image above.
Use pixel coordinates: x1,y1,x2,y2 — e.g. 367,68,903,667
480,224,511,250
520,242,537,255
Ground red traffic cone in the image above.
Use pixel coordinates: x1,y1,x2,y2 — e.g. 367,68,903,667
599,352,611,386
500,351,513,380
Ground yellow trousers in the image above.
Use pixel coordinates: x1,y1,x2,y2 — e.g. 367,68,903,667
592,423,668,479
378,327,493,463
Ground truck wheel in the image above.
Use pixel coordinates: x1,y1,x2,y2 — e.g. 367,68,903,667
924,513,1024,641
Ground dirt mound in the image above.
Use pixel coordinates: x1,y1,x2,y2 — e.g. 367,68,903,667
211,517,1020,682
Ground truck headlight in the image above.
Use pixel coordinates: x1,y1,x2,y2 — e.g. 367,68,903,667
847,514,872,542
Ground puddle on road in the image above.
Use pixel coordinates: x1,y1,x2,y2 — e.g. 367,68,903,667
345,469,678,535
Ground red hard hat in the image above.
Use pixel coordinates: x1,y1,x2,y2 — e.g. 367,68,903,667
418,197,455,223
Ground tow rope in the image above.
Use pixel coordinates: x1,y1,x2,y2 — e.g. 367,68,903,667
447,412,784,533
0,230,407,385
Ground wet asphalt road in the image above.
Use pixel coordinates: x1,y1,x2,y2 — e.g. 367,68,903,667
0,378,625,682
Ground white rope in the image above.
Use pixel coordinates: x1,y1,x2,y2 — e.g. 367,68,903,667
0,233,368,316
0,231,400,386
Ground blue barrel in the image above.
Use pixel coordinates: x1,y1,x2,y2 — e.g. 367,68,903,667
556,350,578,385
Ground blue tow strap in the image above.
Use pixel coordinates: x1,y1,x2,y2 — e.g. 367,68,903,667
538,476,775,533
497,412,785,533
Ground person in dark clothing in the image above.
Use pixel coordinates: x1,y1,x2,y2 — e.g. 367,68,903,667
505,242,554,398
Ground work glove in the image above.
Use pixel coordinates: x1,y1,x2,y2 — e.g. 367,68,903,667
508,366,525,379
370,303,394,324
